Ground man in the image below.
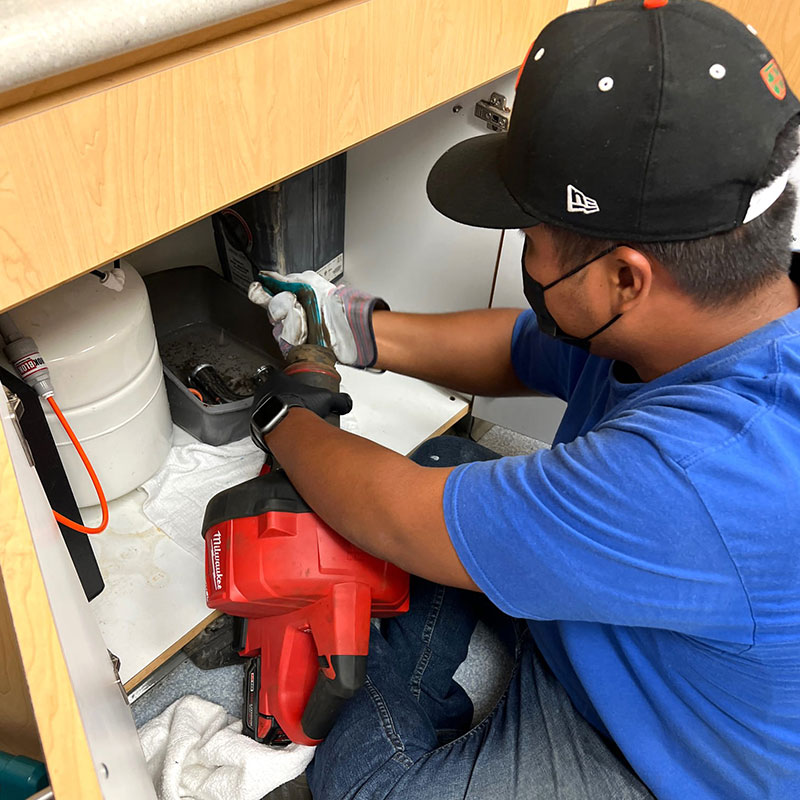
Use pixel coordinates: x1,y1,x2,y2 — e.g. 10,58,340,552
251,0,800,797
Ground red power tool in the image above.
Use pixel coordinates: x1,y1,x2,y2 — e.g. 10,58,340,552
202,344,409,746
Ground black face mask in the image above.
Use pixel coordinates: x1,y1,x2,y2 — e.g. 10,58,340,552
521,240,622,351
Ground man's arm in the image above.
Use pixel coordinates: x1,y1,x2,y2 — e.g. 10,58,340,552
373,308,538,396
265,407,479,591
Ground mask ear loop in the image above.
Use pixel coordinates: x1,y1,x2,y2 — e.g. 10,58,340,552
541,244,620,291
580,311,623,343
536,243,625,345
577,241,651,342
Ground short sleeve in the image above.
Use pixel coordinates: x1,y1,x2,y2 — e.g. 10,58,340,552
511,310,594,401
443,420,753,644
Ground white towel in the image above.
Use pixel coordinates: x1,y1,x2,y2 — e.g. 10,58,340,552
142,394,360,561
141,427,265,562
139,695,315,800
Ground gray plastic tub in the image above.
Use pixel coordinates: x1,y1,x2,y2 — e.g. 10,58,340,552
144,266,282,445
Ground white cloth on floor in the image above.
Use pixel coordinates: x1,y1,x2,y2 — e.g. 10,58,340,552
142,379,361,561
141,427,264,562
139,695,315,800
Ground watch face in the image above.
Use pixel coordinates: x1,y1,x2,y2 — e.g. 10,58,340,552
250,395,289,452
252,395,288,431
252,395,283,425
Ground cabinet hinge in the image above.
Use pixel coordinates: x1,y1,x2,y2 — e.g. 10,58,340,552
474,92,511,132
3,386,34,466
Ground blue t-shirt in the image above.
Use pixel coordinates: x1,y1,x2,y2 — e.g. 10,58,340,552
444,307,800,799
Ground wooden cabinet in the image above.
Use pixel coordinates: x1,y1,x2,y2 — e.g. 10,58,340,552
0,0,566,315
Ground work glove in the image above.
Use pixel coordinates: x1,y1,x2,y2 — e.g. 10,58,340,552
250,366,353,450
248,270,389,368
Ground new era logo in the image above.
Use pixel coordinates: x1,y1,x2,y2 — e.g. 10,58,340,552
567,184,600,214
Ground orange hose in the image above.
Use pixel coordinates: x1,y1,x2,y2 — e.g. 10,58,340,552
47,395,108,534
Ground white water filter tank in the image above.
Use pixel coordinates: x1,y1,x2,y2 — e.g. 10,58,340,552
5,261,173,507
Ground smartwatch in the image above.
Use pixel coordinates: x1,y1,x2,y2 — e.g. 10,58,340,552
250,394,296,452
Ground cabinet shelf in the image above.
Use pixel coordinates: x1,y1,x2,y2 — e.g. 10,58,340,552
85,366,467,689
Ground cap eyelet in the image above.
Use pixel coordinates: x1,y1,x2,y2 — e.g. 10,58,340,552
598,77,614,92
534,48,545,61
709,63,726,80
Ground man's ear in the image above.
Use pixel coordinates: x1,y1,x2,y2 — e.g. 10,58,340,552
608,246,653,313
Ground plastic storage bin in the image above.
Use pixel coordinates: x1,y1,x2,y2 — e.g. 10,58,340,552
144,266,282,445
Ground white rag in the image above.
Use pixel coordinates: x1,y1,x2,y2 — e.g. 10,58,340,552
142,400,360,561
139,695,315,800
141,427,265,562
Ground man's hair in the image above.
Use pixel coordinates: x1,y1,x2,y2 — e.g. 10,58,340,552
545,115,800,308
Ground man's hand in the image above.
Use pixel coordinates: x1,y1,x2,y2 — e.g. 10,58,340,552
251,276,535,397
248,271,389,368
250,367,352,452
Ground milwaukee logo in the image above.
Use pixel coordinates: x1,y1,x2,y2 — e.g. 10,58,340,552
210,530,223,591
566,184,600,215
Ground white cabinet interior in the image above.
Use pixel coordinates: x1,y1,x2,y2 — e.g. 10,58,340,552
343,73,516,312
473,228,567,444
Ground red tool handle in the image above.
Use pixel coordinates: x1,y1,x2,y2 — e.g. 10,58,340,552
300,582,373,741
242,581,373,746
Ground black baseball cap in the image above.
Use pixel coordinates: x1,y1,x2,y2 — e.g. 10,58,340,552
426,0,799,241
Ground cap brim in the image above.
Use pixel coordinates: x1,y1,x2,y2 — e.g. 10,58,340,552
426,133,540,229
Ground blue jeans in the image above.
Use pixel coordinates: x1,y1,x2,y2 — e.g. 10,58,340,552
307,436,653,800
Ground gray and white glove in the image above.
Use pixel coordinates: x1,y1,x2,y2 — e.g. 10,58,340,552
248,270,389,368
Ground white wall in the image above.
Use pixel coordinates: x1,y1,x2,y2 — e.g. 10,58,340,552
119,72,563,442
342,71,572,441
124,217,221,276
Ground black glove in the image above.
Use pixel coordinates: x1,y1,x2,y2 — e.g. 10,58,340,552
249,367,353,452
